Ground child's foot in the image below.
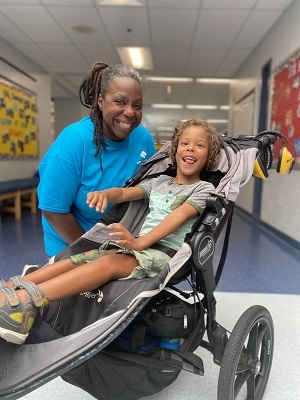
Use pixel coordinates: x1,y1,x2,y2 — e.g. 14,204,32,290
0,282,48,345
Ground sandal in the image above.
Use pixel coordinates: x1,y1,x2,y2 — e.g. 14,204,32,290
0,275,24,290
0,282,48,345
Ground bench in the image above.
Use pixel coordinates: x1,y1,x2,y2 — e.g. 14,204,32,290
0,176,39,221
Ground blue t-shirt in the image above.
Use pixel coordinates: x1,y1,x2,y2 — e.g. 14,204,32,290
38,116,156,256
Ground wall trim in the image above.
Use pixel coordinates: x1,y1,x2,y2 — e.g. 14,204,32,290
235,205,300,249
0,56,37,82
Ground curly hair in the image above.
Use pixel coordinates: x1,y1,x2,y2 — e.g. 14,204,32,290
170,118,221,170
79,62,142,170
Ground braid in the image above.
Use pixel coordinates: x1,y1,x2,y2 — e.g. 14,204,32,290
79,62,142,170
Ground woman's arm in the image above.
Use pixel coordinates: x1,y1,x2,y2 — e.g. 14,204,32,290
109,202,199,251
42,211,85,244
86,186,144,213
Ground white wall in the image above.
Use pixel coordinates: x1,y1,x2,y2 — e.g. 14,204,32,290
54,98,89,138
229,0,300,243
0,37,52,181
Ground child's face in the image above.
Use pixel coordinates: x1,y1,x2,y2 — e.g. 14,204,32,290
175,126,209,183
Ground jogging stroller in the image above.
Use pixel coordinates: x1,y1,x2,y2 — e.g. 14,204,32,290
0,131,293,400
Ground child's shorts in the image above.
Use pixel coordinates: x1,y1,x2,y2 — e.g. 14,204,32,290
71,241,172,280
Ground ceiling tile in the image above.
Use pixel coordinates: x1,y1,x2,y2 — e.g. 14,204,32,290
233,10,282,48
255,0,294,10
46,6,111,45
0,5,70,43
39,44,90,72
186,48,228,76
218,48,252,74
152,47,190,72
192,10,249,48
0,13,32,43
149,8,199,47
98,8,150,46
202,0,256,9
77,45,120,65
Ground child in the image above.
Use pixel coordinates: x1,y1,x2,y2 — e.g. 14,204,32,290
0,118,220,345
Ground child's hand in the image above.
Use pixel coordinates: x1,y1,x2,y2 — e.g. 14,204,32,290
107,223,140,251
86,192,108,213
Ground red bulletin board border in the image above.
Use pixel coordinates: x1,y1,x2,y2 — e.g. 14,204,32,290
271,50,300,168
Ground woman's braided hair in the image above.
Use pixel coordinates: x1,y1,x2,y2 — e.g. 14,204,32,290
79,62,142,170
170,118,221,170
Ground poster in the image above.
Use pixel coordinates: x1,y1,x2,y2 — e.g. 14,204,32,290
271,50,300,167
0,76,38,159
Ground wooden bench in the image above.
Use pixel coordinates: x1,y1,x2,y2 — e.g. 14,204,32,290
0,177,39,221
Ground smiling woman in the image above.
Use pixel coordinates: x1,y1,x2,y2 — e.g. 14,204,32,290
37,62,156,258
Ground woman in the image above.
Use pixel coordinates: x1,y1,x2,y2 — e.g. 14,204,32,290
38,62,156,258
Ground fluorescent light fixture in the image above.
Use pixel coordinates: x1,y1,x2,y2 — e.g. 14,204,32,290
206,119,228,124
157,127,175,131
117,47,153,69
151,104,184,109
196,78,231,84
186,105,217,110
99,0,142,5
220,105,229,110
146,77,193,83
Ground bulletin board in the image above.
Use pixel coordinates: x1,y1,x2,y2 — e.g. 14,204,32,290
270,49,300,167
0,76,38,159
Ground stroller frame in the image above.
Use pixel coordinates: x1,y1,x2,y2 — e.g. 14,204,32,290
0,132,282,400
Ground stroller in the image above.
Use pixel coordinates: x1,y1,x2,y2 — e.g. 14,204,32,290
0,131,294,400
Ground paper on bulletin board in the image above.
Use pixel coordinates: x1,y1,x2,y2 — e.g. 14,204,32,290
0,76,38,159
271,50,300,167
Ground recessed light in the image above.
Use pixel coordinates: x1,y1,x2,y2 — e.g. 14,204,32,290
71,25,96,35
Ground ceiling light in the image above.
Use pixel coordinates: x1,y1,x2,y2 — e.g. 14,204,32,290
117,47,153,69
196,78,231,84
71,25,96,35
146,77,193,83
220,105,229,110
98,0,142,5
186,105,217,110
157,127,175,131
151,104,183,109
206,119,228,123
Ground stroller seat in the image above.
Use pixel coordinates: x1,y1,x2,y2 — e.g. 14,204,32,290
0,131,292,400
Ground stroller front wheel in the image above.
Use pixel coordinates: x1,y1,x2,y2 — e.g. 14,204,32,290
217,305,274,400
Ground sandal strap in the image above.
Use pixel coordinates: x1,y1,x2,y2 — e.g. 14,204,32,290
10,275,24,289
21,282,47,308
0,279,6,290
0,287,19,307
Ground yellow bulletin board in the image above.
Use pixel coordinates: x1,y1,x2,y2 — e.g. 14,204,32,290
0,76,38,159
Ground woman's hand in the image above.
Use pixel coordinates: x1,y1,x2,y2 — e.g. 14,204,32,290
107,223,141,251
86,191,108,213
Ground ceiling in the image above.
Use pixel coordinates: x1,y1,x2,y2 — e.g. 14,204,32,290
0,0,294,142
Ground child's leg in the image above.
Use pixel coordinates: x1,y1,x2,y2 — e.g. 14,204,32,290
5,249,105,288
0,252,138,304
37,252,139,301
0,252,138,344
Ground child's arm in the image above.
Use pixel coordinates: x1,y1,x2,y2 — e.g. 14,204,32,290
86,186,144,213
109,202,199,251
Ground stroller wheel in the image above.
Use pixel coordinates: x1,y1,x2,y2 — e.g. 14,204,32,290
217,305,274,400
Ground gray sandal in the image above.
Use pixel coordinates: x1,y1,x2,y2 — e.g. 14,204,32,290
0,275,24,290
0,282,48,345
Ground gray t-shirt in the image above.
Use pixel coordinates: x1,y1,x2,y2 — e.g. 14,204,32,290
138,175,214,250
